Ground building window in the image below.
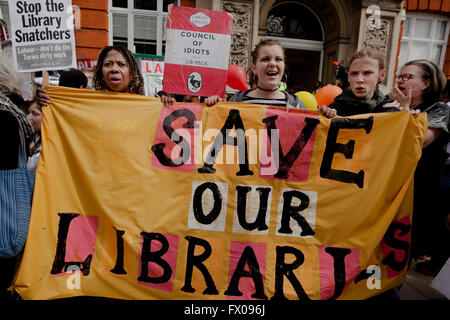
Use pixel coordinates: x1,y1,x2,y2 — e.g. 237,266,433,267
109,0,178,56
399,13,450,69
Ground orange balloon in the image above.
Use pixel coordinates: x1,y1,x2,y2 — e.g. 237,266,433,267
315,85,342,107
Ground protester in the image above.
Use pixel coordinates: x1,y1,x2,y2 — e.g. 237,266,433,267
312,80,322,95
327,48,408,300
92,46,144,94
59,69,88,89
38,46,144,105
26,99,42,173
204,38,307,108
0,46,34,300
390,60,449,274
190,38,334,118
328,48,401,116
391,62,450,275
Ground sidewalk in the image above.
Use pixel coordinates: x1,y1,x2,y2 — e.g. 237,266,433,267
400,260,448,300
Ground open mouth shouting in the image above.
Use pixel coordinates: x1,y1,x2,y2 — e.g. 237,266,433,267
353,86,366,95
266,70,279,79
109,76,122,86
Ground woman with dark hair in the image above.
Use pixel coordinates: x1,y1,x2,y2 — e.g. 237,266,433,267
391,59,450,272
92,46,144,94
38,46,145,105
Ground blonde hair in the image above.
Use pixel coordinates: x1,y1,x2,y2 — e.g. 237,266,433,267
348,48,385,71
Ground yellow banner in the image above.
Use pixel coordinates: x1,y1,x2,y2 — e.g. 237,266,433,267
12,85,427,300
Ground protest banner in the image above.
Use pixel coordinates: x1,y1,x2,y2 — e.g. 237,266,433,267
135,53,165,97
8,0,76,72
163,5,233,98
12,86,427,300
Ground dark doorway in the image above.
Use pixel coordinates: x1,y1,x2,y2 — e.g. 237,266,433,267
285,48,321,94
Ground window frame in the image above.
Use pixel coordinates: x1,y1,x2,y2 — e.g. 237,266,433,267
108,0,178,56
399,13,450,69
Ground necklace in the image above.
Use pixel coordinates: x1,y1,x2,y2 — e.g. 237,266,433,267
256,85,278,92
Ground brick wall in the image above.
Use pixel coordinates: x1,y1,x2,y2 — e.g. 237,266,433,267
72,1,194,61
73,0,108,60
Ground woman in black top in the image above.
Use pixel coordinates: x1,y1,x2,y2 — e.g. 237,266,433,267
391,59,449,273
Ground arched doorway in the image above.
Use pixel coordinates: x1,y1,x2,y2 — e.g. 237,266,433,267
265,2,324,93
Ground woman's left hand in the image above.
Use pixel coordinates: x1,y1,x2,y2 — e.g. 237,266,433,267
318,105,337,118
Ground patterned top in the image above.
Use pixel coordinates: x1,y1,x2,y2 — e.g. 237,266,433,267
237,95,288,107
415,101,450,132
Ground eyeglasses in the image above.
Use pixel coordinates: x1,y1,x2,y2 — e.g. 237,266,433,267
396,73,421,81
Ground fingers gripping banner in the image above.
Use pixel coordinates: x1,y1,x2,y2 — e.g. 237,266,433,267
12,86,427,300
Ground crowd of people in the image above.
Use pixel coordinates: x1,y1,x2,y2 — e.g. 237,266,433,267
1,35,449,300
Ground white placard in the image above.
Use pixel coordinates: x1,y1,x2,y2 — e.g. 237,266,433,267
8,0,76,72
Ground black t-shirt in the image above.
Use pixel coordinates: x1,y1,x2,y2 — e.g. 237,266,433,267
414,101,450,200
0,110,20,169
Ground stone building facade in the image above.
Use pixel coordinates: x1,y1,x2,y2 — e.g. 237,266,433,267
1,0,449,93
199,0,405,93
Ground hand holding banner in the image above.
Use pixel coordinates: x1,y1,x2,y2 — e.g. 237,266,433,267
12,86,427,300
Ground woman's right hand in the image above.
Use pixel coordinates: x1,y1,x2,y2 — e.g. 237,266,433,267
390,85,411,110
204,95,223,107
159,94,176,107
37,87,51,106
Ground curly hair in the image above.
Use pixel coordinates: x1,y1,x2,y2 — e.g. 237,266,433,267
92,46,144,95
247,39,286,89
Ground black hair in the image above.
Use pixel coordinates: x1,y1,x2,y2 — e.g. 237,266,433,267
59,69,88,88
92,46,144,95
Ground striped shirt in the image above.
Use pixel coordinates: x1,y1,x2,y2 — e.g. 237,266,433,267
238,95,288,107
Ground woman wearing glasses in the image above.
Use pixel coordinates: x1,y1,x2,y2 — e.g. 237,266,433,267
391,60,449,274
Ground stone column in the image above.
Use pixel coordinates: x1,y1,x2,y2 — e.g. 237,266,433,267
357,0,404,92
221,1,256,71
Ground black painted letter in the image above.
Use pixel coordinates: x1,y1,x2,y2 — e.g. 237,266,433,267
181,236,218,295
138,232,172,284
272,246,310,300
381,222,411,271
193,182,223,225
224,246,268,299
324,247,352,300
198,109,253,176
263,116,319,179
51,213,92,276
320,117,373,188
110,227,127,274
151,108,197,167
236,186,271,231
278,190,315,237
